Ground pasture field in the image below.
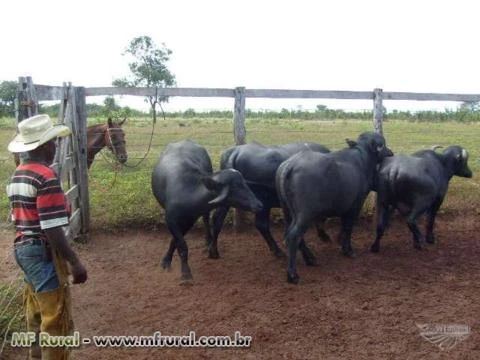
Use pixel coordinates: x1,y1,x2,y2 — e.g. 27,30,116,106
1,116,479,359
1,116,479,230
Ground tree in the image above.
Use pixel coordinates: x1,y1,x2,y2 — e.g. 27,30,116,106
101,96,133,119
459,101,480,112
113,36,176,122
0,80,17,117
103,96,119,113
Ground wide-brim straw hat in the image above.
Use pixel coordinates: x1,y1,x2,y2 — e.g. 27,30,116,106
8,114,71,153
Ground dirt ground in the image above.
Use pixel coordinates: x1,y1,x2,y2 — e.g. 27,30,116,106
1,214,480,360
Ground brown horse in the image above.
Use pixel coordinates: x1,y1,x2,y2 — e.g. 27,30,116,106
86,118,128,169
13,118,128,169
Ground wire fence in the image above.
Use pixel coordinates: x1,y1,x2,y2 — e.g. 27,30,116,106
74,116,479,229
1,117,479,229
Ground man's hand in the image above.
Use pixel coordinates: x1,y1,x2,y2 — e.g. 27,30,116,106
70,261,88,284
45,226,88,284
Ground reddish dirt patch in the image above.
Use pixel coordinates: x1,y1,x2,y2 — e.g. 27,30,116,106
2,214,480,359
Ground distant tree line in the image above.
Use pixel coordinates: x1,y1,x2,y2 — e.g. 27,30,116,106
0,80,16,118
3,80,480,122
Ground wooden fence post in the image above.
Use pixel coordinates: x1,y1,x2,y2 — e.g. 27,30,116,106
233,87,247,231
373,88,384,135
75,86,90,240
53,83,70,169
371,88,385,219
15,76,38,123
15,77,39,163
233,87,246,145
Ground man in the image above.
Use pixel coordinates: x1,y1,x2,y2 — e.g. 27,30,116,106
6,114,88,360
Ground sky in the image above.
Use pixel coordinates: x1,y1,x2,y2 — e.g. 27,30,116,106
1,0,479,113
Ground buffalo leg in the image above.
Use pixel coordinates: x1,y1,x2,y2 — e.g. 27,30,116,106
161,238,176,271
202,212,213,247
281,205,318,266
315,218,331,242
371,201,389,253
406,206,427,250
210,206,229,259
255,208,286,258
299,238,317,266
425,200,442,244
340,214,356,257
285,220,309,284
166,219,194,283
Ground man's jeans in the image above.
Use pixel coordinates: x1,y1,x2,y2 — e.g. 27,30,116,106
14,240,59,292
14,240,72,359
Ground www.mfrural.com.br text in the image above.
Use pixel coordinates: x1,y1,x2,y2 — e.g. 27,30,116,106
10,331,252,348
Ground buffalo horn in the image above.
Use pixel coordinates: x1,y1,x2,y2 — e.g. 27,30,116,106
208,185,230,206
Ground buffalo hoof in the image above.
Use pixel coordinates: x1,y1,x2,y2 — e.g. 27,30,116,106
304,256,318,267
180,272,194,286
318,232,331,243
287,273,300,284
180,278,194,286
208,247,220,259
320,235,331,243
273,248,287,258
342,249,357,258
370,243,380,253
160,259,172,271
414,242,424,251
426,234,436,244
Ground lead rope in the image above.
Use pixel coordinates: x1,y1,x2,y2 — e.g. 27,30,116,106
121,101,163,168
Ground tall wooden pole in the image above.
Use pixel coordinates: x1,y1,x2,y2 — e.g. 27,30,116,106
373,88,384,135
233,87,247,231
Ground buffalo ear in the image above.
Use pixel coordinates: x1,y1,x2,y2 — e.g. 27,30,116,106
346,139,357,148
202,176,222,191
369,138,385,154
119,117,127,126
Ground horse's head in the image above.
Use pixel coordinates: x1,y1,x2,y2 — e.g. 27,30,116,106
106,117,128,164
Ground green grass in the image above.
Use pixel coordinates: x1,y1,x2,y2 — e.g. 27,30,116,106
0,279,25,349
0,117,479,231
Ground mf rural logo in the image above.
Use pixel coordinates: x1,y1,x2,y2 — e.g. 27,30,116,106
416,323,471,351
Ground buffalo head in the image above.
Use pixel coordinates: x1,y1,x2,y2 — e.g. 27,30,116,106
203,169,263,212
443,146,473,178
346,132,393,160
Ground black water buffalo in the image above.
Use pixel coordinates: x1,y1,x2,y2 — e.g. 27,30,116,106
151,140,263,283
210,141,331,259
370,145,472,253
276,132,392,284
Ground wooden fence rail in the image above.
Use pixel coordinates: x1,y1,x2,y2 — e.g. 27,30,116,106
35,84,480,139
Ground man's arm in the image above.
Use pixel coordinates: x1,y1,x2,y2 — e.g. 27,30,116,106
44,226,88,284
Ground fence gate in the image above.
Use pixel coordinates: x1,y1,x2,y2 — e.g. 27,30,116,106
15,77,90,242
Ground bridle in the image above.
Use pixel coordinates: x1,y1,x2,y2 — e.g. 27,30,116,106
98,124,125,170
104,125,120,159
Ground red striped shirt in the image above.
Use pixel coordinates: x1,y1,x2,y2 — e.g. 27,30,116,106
6,162,69,241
